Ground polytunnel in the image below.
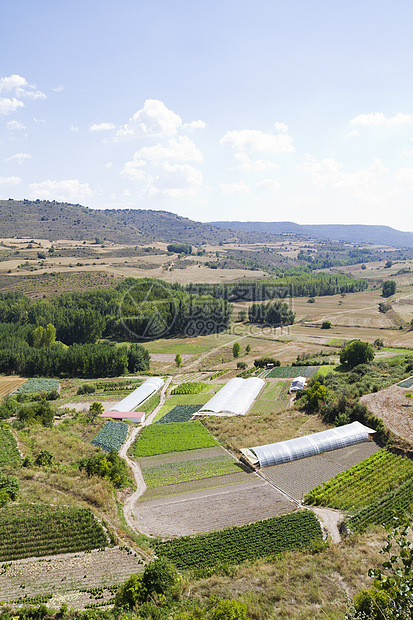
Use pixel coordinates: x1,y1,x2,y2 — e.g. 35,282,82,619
199,377,264,416
112,377,164,412
245,421,376,468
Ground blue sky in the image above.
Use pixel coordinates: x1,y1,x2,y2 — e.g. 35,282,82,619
1,0,413,230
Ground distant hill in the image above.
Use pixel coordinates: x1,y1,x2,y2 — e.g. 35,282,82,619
0,200,280,245
210,220,413,248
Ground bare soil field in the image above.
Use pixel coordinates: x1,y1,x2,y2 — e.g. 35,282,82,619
138,471,251,502
0,376,27,398
0,547,144,609
260,441,381,501
132,478,294,537
361,384,413,445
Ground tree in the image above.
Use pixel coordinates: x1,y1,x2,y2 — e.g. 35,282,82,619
232,342,241,358
382,280,396,298
253,357,280,368
245,344,251,354
321,321,331,329
175,353,183,369
141,556,180,600
34,450,53,466
238,310,247,322
0,472,19,507
340,340,375,368
237,361,248,370
87,401,104,423
33,323,56,348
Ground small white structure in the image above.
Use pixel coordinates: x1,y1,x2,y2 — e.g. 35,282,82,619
100,410,146,424
290,376,306,393
241,421,376,468
112,377,164,413
198,377,264,416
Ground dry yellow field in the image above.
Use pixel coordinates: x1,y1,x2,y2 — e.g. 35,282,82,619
0,376,26,398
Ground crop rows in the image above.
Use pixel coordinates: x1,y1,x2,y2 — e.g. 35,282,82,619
171,382,209,395
16,378,60,394
134,421,218,457
348,478,413,532
266,366,320,379
0,427,21,467
141,454,239,487
154,510,322,569
398,376,413,388
0,504,108,561
157,404,202,424
304,450,413,511
91,421,128,452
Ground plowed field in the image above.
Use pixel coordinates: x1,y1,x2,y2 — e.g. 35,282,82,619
0,376,26,398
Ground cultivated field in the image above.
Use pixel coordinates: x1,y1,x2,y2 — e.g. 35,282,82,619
0,376,27,398
132,477,295,537
361,384,413,445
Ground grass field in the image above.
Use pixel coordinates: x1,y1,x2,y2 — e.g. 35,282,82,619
133,421,219,457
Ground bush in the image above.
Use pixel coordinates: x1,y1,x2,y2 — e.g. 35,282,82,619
382,280,396,297
77,383,96,395
236,361,248,370
321,321,331,329
340,340,374,368
253,357,281,368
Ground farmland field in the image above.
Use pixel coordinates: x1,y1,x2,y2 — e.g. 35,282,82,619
266,366,321,378
0,426,22,467
304,449,413,511
0,376,27,398
132,477,295,537
16,377,60,394
153,392,214,422
133,421,218,456
156,404,202,423
361,384,413,444
139,446,242,488
91,420,128,452
398,376,413,388
0,504,108,561
248,381,290,415
260,441,381,501
348,477,413,531
155,510,322,569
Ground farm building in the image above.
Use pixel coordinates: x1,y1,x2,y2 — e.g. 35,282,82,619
111,377,164,413
290,376,306,392
241,421,376,468
100,410,145,424
198,377,264,416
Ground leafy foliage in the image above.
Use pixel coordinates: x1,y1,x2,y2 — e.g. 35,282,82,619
155,510,322,569
80,449,130,487
0,472,19,507
157,404,202,424
0,426,22,467
253,357,281,368
134,421,218,457
340,340,375,368
171,382,209,395
18,400,54,428
382,280,396,298
248,300,295,325
0,504,108,561
91,420,128,452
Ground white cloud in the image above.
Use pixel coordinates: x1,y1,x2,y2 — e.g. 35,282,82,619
0,74,46,100
121,157,147,180
104,162,113,169
28,179,93,202
183,120,206,130
350,112,413,127
234,152,279,172
5,153,32,164
395,167,413,185
141,163,203,198
132,136,202,163
6,120,26,130
220,127,294,153
348,129,359,137
70,125,79,132
256,179,281,192
90,122,116,131
0,176,21,186
300,156,388,196
274,122,288,133
0,97,24,115
116,99,182,140
52,85,65,92
219,181,251,194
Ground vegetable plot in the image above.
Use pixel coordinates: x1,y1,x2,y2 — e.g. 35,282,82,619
348,478,413,532
304,450,413,511
91,421,128,452
155,510,322,569
141,454,240,487
267,366,320,379
157,404,202,424
171,382,209,395
134,421,218,457
0,426,21,467
0,504,108,561
16,378,60,394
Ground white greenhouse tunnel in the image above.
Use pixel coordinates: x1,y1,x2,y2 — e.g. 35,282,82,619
112,377,164,413
199,377,265,416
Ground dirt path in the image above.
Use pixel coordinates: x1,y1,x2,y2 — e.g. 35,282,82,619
311,506,343,543
120,376,172,538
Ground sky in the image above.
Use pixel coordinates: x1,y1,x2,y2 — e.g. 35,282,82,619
1,0,413,231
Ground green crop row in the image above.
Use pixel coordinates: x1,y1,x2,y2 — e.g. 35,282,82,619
141,454,239,488
157,404,202,424
134,421,218,457
266,366,320,378
155,510,322,569
304,450,413,511
16,378,60,394
0,504,108,561
171,382,209,395
0,426,21,467
91,420,128,452
348,478,413,532
398,376,413,388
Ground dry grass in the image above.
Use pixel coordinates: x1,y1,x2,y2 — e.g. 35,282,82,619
189,527,387,620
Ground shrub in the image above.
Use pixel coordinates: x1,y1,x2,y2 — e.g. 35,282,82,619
321,321,331,329
253,357,281,368
382,280,396,297
340,340,374,368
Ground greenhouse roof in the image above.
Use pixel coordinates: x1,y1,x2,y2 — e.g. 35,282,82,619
112,377,164,413
199,377,264,416
246,421,376,468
